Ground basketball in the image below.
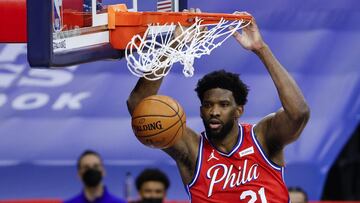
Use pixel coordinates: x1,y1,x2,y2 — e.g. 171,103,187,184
131,95,186,149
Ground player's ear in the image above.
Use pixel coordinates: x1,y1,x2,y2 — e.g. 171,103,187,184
235,105,244,119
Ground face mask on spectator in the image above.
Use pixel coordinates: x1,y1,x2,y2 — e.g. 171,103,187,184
82,168,102,187
141,198,163,203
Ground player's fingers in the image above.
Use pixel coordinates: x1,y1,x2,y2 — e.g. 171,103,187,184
229,26,242,39
234,11,253,23
229,25,240,32
188,8,198,23
200,25,208,32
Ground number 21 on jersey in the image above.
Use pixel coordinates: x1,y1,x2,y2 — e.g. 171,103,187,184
240,187,267,203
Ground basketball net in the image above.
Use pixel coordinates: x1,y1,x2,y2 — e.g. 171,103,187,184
125,17,251,80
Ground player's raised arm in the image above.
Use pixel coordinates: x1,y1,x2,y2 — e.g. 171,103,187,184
127,76,164,116
126,9,203,186
232,13,310,151
127,8,199,115
126,24,183,115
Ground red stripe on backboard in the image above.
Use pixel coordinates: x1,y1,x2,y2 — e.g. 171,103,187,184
158,5,172,9
158,2,172,6
157,0,172,12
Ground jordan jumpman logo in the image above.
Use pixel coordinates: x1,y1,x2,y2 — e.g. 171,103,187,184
207,149,219,162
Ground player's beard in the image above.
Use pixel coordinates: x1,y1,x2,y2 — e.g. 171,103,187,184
203,118,235,140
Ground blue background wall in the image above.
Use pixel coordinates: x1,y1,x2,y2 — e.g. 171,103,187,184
0,0,359,200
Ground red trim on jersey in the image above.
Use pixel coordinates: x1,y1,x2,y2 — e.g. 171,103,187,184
203,124,244,157
251,125,283,171
188,135,204,188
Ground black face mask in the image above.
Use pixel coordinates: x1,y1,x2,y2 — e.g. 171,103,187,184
140,198,163,203
82,168,102,187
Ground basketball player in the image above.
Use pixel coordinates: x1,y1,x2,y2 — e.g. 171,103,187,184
127,10,310,202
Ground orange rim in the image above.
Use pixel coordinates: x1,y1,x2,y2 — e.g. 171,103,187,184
108,4,252,49
108,4,252,28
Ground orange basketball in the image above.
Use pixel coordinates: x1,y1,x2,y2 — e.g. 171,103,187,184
131,95,186,149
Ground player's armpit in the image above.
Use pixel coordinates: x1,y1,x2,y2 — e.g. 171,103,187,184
256,107,310,151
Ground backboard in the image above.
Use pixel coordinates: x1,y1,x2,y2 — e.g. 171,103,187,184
27,0,187,68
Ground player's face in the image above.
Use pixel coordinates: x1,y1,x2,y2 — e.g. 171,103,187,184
139,181,166,200
200,88,242,139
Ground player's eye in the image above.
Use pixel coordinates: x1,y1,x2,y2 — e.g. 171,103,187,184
220,102,230,107
202,102,212,108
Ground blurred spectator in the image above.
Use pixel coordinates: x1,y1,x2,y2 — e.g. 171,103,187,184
131,168,170,203
289,186,308,203
64,150,126,203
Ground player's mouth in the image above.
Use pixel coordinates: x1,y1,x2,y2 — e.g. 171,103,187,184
208,119,223,130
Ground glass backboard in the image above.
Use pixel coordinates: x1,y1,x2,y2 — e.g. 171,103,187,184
27,0,187,68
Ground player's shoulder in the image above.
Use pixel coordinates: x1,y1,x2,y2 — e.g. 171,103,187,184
185,127,201,141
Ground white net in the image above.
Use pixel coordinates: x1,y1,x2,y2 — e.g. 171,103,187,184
125,17,251,80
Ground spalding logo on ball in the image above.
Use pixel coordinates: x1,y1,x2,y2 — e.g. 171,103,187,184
131,95,186,149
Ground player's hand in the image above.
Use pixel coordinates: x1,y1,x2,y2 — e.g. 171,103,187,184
172,8,206,44
231,12,267,52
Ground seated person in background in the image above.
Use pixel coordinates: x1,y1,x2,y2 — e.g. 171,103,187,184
289,186,308,203
131,168,170,203
64,150,126,203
